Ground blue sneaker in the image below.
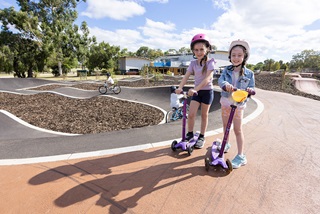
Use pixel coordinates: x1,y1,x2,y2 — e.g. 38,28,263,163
232,154,247,169
217,141,231,153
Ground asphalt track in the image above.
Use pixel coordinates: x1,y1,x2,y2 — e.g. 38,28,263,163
1,78,320,213
0,78,257,162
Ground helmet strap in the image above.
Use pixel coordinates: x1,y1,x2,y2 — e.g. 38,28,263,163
231,64,241,70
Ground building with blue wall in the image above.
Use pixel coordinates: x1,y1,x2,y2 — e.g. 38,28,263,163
151,50,229,75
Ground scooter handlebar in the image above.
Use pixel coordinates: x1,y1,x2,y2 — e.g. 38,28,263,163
176,90,198,96
222,85,256,96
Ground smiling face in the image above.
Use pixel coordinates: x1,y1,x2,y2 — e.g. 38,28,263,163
230,46,245,67
192,42,209,61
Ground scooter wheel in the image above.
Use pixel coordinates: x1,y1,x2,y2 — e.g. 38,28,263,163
205,157,210,171
187,145,193,156
226,159,233,172
171,140,178,151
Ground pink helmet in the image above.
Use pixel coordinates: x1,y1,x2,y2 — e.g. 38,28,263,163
190,33,212,50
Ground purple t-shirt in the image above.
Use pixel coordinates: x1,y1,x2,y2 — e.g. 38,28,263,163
187,58,215,90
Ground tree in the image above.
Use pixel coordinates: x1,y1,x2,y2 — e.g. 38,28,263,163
178,47,191,54
264,59,275,71
87,42,120,71
290,50,320,72
73,21,96,70
0,30,44,77
166,49,177,55
136,46,150,58
254,62,264,71
246,64,255,70
0,44,13,73
0,0,88,77
271,61,280,71
148,49,163,60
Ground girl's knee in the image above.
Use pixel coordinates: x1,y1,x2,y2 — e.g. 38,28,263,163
233,128,243,136
201,112,208,120
188,112,196,120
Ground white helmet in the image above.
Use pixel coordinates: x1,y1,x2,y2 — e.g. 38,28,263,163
229,39,250,61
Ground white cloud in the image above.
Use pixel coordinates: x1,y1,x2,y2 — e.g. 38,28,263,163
89,27,143,50
84,0,320,64
211,0,320,63
81,0,145,20
139,18,175,36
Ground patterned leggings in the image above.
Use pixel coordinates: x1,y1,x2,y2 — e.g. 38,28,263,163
221,106,244,120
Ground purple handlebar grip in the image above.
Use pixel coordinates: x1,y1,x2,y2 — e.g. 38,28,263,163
248,90,256,96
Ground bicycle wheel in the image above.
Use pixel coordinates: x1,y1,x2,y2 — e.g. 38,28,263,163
112,85,121,94
166,110,174,123
99,86,107,94
177,107,184,119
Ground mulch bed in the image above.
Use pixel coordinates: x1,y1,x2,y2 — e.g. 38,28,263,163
0,73,319,135
0,92,163,134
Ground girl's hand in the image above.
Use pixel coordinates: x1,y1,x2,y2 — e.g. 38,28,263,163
246,87,256,95
188,88,197,96
175,88,183,94
225,84,234,92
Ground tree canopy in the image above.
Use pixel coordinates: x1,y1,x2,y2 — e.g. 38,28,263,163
0,1,319,76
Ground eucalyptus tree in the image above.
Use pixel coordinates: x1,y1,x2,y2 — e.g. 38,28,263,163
0,43,13,73
136,46,150,58
290,50,320,72
73,21,96,70
264,59,275,71
0,4,43,77
0,29,44,77
87,42,120,72
22,0,87,76
0,0,87,77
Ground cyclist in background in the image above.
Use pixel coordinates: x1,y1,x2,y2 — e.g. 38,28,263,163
106,72,114,88
170,86,183,110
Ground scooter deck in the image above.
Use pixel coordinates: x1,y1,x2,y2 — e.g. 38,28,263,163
209,141,228,169
175,132,199,151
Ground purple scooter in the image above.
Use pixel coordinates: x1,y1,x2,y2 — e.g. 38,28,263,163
205,87,255,172
171,91,199,156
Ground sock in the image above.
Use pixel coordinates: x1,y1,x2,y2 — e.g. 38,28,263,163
187,131,193,137
199,134,204,139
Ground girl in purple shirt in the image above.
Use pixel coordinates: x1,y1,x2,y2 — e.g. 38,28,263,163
175,33,215,149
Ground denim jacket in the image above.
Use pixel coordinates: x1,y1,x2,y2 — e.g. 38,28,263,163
218,65,255,99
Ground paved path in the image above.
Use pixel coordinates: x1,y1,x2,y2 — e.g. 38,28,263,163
0,78,319,213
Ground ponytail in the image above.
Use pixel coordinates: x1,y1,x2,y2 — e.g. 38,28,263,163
240,61,246,76
200,55,208,74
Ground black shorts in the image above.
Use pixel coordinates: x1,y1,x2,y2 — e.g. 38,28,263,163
192,89,214,105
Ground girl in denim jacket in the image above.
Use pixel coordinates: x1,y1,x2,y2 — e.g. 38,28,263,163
218,39,255,169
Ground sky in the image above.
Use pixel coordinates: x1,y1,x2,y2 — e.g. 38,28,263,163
1,0,320,64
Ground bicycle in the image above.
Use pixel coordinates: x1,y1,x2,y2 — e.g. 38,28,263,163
166,104,189,123
98,81,121,94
